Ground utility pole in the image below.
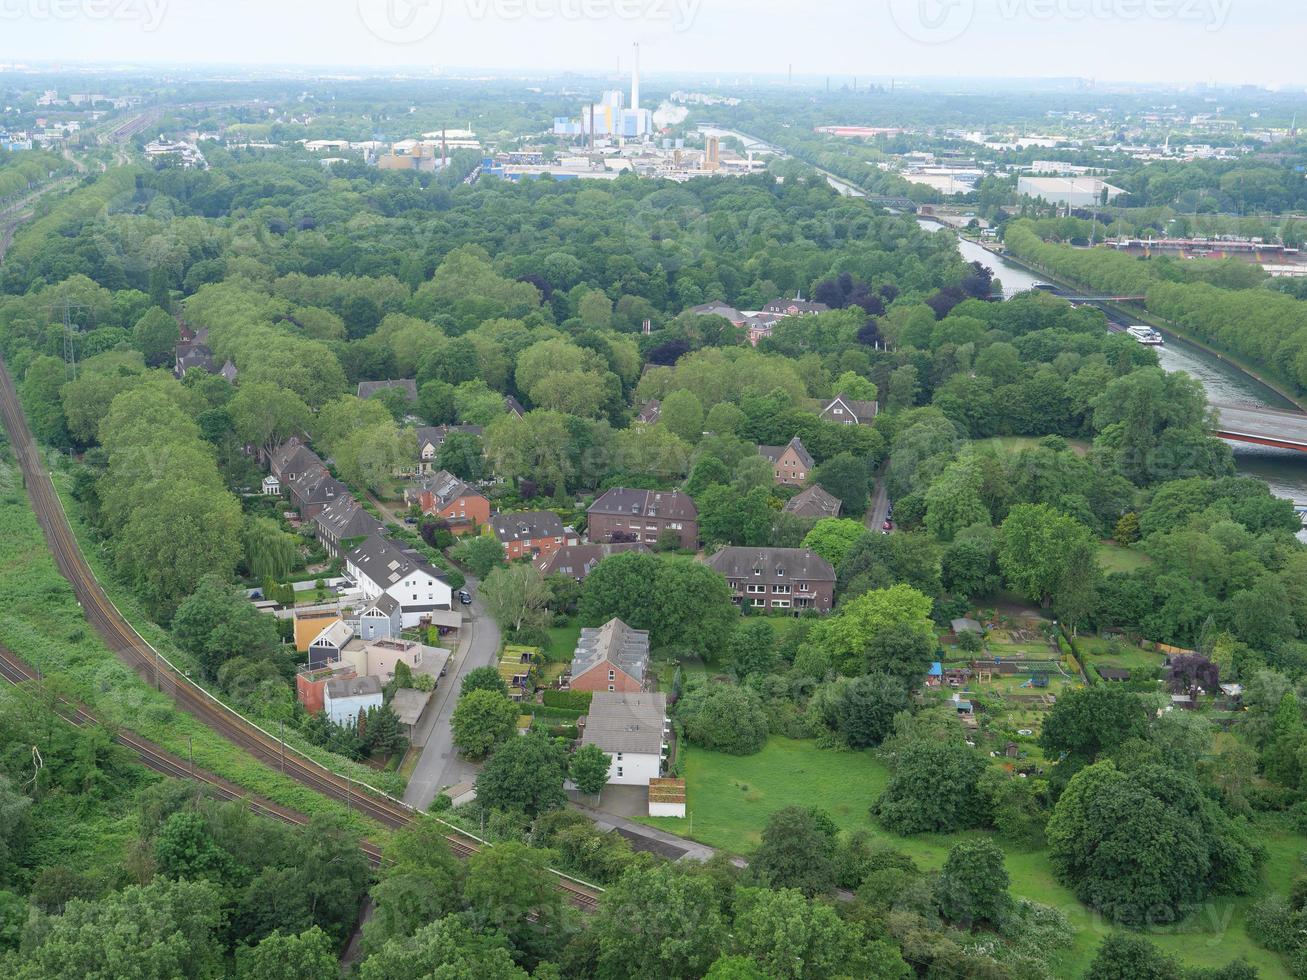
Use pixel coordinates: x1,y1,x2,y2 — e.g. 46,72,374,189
188,735,193,777
49,299,89,382
279,720,285,773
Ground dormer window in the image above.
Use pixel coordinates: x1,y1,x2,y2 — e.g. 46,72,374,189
753,568,762,576
776,567,785,577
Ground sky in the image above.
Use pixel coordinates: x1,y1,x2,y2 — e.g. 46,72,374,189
1,0,1303,88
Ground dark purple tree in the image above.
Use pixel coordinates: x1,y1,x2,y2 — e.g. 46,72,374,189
1166,654,1220,695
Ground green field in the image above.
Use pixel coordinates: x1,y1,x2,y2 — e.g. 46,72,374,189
1096,540,1152,574
974,436,1091,456
544,621,583,663
641,736,1296,977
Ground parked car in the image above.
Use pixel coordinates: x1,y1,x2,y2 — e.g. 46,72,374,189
458,589,473,605
882,520,893,531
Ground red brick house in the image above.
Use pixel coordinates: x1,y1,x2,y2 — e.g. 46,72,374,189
758,436,814,486
489,511,574,561
587,488,698,550
406,470,490,535
569,618,650,693
704,546,836,613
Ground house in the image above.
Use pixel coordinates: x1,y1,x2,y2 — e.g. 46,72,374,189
744,312,783,347
357,379,418,402
293,610,343,652
269,438,323,484
762,295,830,317
345,535,452,628
758,437,813,486
308,619,355,670
219,359,238,384
296,665,356,715
686,301,747,326
635,399,662,424
647,777,686,818
340,638,437,685
536,542,651,582
580,692,668,786
287,467,347,520
261,475,282,496
313,495,384,559
587,488,698,550
415,425,483,474
704,547,836,613
174,346,216,379
406,470,490,533
569,617,650,693
489,511,572,561
503,395,526,419
820,393,879,426
782,485,841,519
357,593,403,642
323,675,384,727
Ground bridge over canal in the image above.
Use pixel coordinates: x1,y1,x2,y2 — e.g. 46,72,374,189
1212,403,1307,452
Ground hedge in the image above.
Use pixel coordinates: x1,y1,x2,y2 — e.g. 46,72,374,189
543,689,592,711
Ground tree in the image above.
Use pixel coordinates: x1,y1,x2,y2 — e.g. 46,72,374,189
698,485,773,547
451,689,519,759
242,516,299,583
1039,685,1149,765
359,916,527,980
677,683,769,755
727,620,775,680
236,928,338,980
730,886,871,980
479,563,551,635
924,458,991,543
464,842,565,968
813,453,871,515
593,865,725,980
133,307,180,368
436,430,484,481
998,503,1095,606
172,574,279,678
873,741,989,835
417,379,456,424
21,354,71,446
461,665,509,698
831,672,910,749
800,518,867,568
803,583,935,676
453,534,506,579
660,389,704,443
228,382,311,458
334,420,407,494
569,743,611,798
1114,512,1141,545
1046,762,1263,925
751,806,838,897
1084,934,1181,980
1167,654,1221,696
935,838,1012,928
475,732,568,816
364,821,463,953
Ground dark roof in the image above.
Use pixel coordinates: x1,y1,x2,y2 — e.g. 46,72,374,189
1099,667,1132,681
357,379,418,401
175,348,216,376
491,511,566,543
503,395,526,417
580,692,666,755
415,424,483,454
325,675,383,699
270,438,322,478
219,359,238,383
783,485,842,518
588,488,698,521
313,495,384,540
572,618,650,684
289,466,346,506
704,547,836,585
346,534,445,588
687,301,745,321
537,542,650,580
361,592,401,617
418,470,483,508
822,394,878,424
763,296,830,315
636,399,661,424
758,436,814,469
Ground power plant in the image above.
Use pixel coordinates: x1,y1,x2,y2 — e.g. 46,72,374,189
553,43,653,140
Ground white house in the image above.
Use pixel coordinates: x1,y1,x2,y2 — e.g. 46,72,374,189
580,692,668,786
323,675,383,727
345,535,452,628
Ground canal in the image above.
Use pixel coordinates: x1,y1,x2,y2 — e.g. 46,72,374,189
920,219,1307,518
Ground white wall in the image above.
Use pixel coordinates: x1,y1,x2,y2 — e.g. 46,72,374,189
324,691,382,727
649,800,686,818
605,750,661,786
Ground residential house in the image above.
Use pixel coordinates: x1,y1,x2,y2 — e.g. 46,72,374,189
704,546,836,613
340,638,435,685
345,534,452,628
293,610,341,653
406,469,489,533
489,511,573,561
587,488,698,550
415,425,483,474
313,495,384,559
323,675,384,727
296,665,356,715
762,295,830,317
308,619,354,670
743,311,783,346
173,331,217,378
357,593,403,642
635,399,661,424
357,379,418,402
820,393,879,426
686,300,747,326
782,485,842,519
758,436,814,486
268,437,322,484
569,617,650,693
503,395,526,419
536,542,650,582
287,467,347,520
579,692,669,786
219,359,238,384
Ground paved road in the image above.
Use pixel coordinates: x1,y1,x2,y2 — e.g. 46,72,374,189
1213,402,1307,451
865,467,891,531
402,581,501,809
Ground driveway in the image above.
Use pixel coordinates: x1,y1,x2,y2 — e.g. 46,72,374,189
402,579,501,809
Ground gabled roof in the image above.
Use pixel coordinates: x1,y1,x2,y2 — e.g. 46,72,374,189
219,359,238,383
415,424,483,454
783,485,842,518
310,619,353,650
704,547,835,585
571,617,650,684
762,296,830,315
313,495,384,541
175,348,216,376
289,466,346,506
687,300,745,322
636,399,661,424
270,438,322,478
537,542,650,580
357,379,418,401
347,535,445,589
491,511,565,543
419,469,483,509
758,436,814,469
361,592,401,617
588,488,698,521
581,691,667,755
503,395,526,417
822,394,878,424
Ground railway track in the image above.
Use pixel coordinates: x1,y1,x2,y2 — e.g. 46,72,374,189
0,359,601,911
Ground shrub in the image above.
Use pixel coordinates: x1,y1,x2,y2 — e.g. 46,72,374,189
429,793,453,813
677,683,769,755
543,689,593,712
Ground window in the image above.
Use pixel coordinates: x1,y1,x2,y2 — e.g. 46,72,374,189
774,599,791,609
747,584,766,594
797,581,809,592
608,684,615,691
616,766,623,777
773,584,790,594
776,567,785,576
751,598,766,607
753,568,762,576
608,669,615,680
616,752,623,761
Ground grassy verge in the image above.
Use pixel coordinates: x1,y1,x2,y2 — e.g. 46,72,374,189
0,452,389,841
639,736,1295,978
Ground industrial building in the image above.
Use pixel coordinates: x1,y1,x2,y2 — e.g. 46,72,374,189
1016,175,1126,207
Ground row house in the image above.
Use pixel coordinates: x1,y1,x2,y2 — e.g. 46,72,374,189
569,617,650,693
586,488,698,550
489,511,574,561
313,495,385,559
704,546,836,613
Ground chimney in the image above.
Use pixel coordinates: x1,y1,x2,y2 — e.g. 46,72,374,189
631,42,640,113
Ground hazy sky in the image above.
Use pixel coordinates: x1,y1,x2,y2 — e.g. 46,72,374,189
2,0,1303,87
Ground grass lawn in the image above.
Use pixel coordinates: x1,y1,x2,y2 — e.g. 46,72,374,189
640,736,1296,978
1096,540,1152,574
544,621,582,663
974,435,1090,456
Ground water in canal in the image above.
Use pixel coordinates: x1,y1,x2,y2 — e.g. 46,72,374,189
919,219,1307,516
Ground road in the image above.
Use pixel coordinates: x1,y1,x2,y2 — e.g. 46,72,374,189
865,467,891,531
402,579,501,809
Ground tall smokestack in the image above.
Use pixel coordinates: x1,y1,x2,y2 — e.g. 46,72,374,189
631,42,640,112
